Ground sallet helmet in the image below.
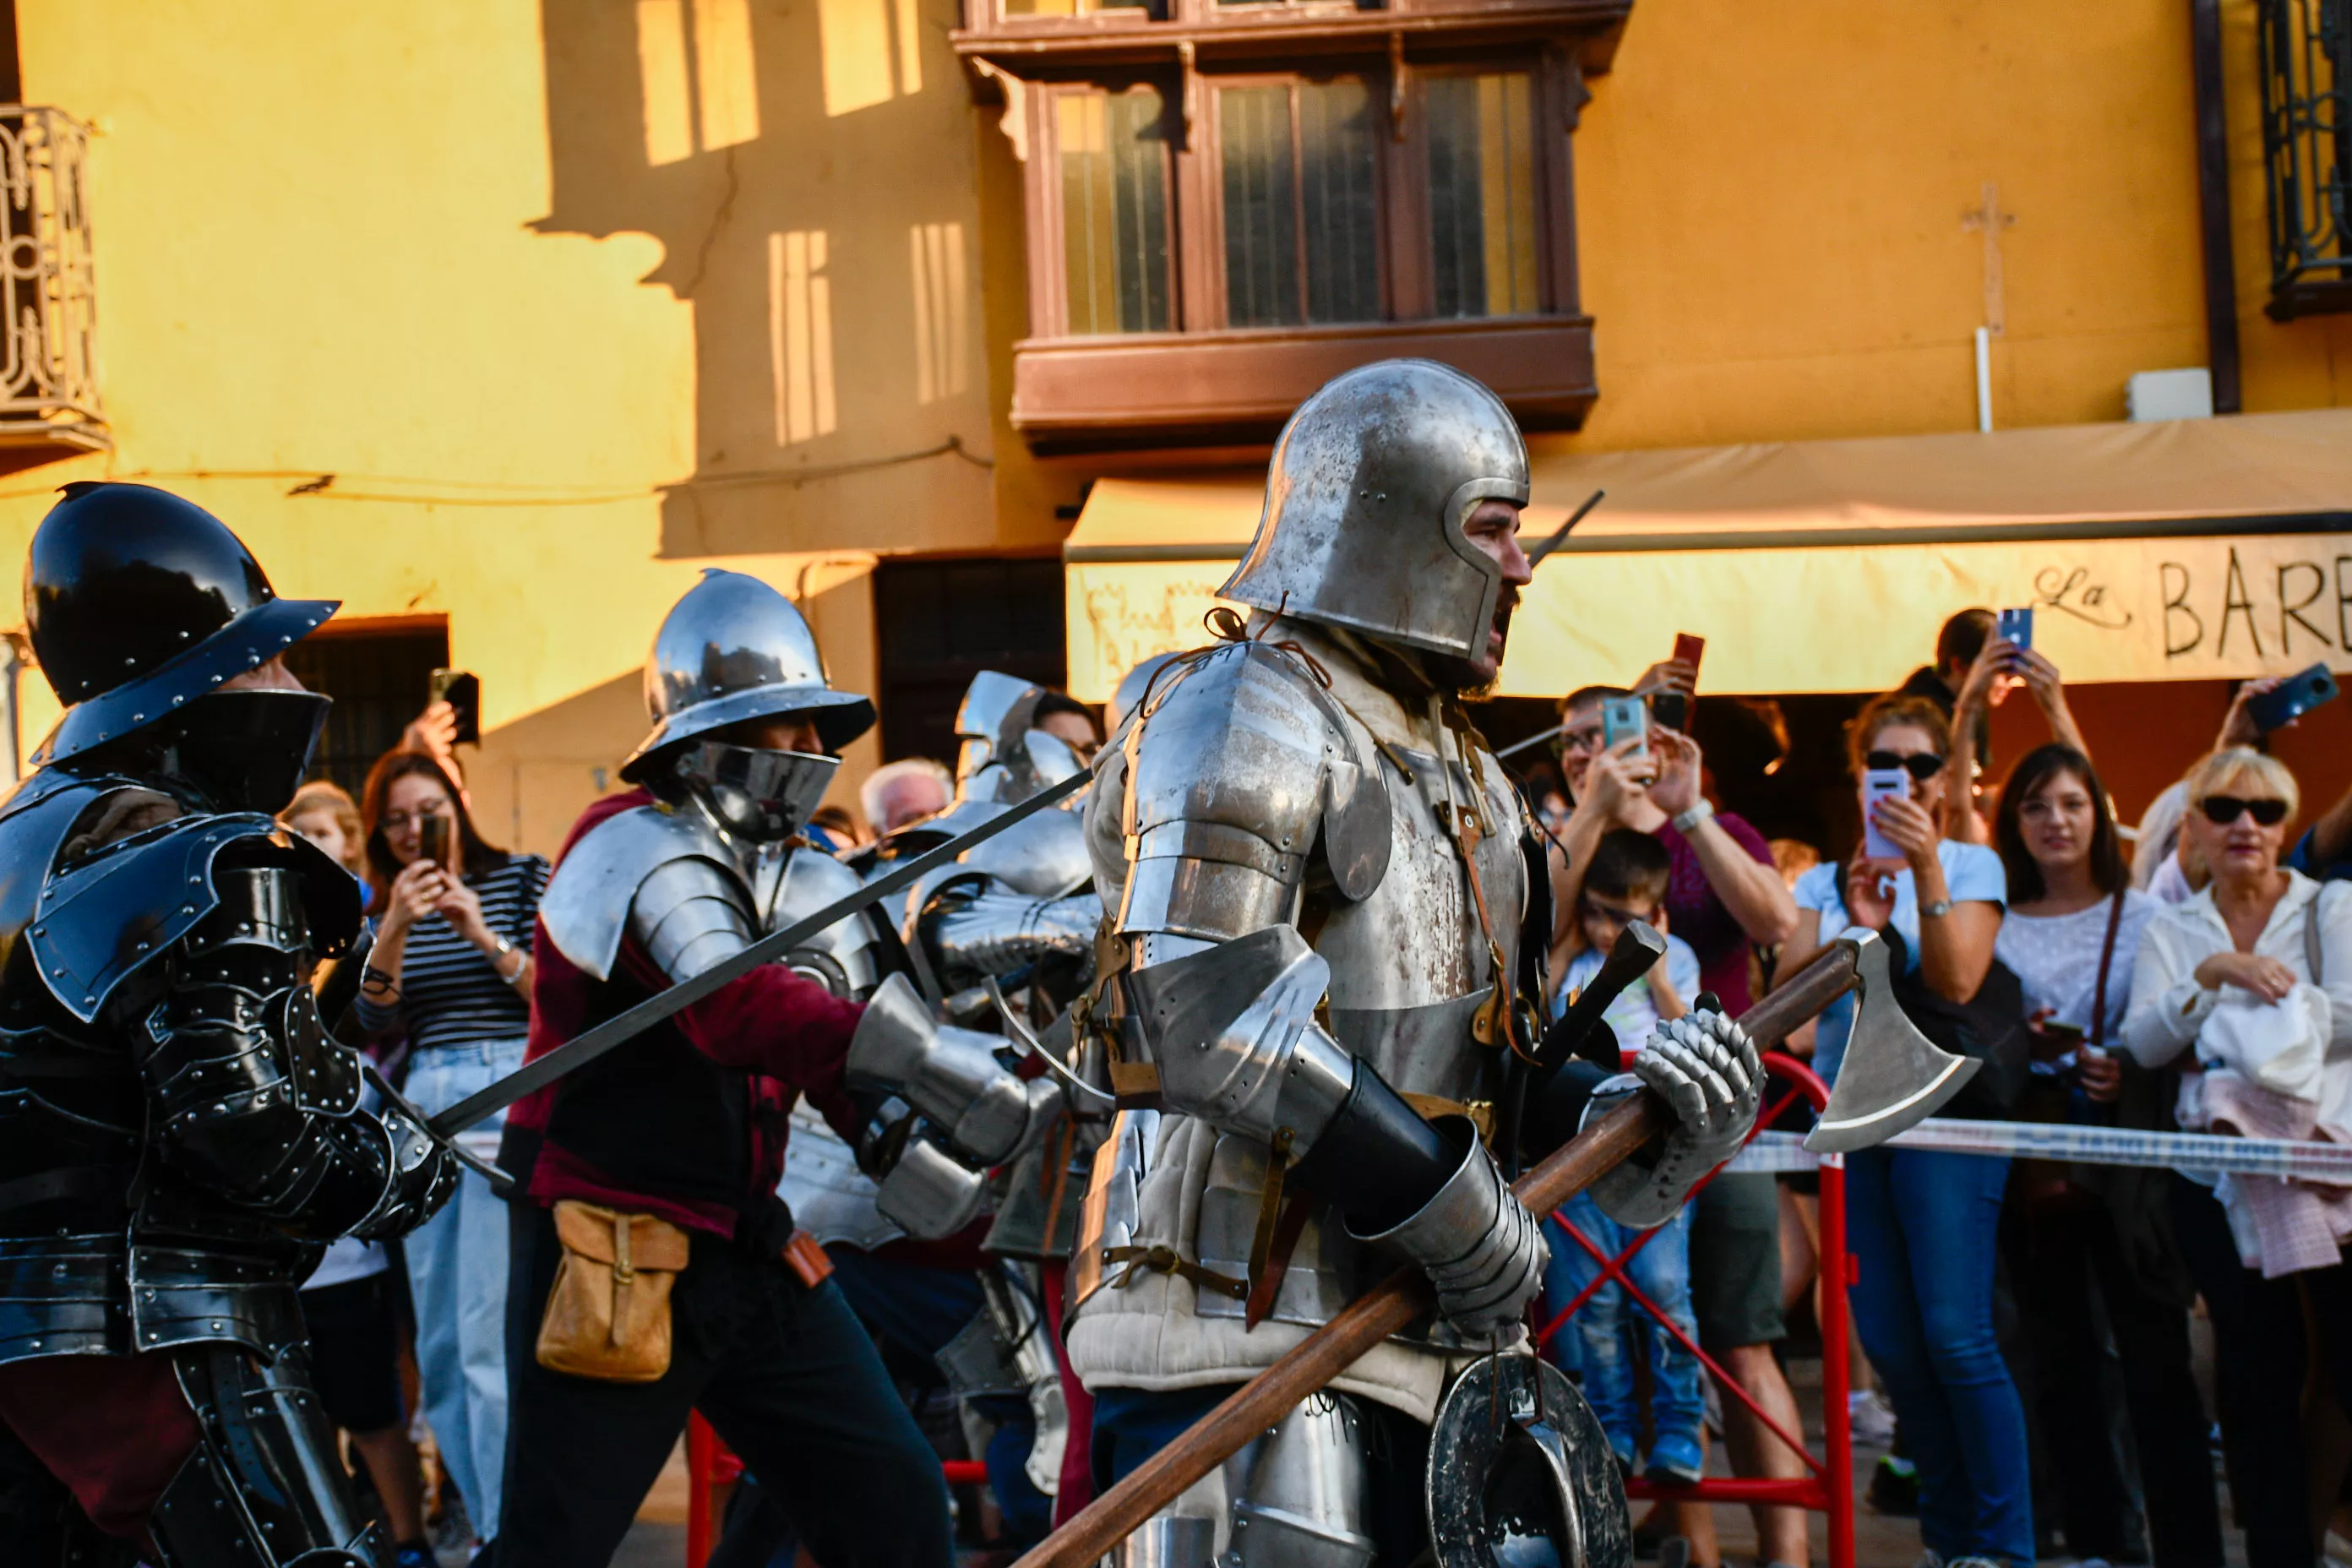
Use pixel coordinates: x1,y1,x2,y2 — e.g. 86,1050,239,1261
623,569,876,842
24,482,339,809
1218,359,1530,660
950,670,1086,807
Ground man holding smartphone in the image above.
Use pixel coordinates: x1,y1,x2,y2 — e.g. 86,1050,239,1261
1548,678,1809,1568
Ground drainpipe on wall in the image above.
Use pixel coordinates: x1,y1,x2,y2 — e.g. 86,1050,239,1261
2190,0,2245,413
0,635,23,788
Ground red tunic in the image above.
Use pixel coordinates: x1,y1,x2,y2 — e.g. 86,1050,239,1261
510,789,867,1238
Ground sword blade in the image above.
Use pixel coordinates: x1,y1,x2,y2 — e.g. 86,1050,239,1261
429,769,1092,1138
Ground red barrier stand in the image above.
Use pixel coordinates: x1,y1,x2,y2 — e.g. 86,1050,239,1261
686,1412,986,1567
686,1054,1851,1568
1533,1053,1853,1568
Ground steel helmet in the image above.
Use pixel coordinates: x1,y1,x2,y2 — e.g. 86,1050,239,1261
950,670,1086,807
621,569,875,782
1219,359,1529,659
24,482,340,768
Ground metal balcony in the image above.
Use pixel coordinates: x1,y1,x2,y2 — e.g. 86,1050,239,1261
2259,0,2352,318
0,107,103,451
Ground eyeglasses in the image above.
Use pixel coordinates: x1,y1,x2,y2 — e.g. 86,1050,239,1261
1556,724,1607,755
1865,749,1946,782
380,804,453,832
2198,795,2289,826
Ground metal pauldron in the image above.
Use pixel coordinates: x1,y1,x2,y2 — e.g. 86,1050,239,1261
927,886,1099,985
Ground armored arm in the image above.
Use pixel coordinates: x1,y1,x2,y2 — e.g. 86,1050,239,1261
142,853,457,1240
921,879,1099,987
1108,645,1540,1333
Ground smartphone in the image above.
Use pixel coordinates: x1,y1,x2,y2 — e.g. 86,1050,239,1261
1997,607,2034,656
430,668,482,747
1860,767,1908,862
1601,695,1648,760
1652,633,1707,731
416,814,455,874
2245,662,2340,736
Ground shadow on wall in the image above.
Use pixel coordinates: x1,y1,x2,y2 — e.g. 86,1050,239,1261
463,566,884,858
536,0,996,559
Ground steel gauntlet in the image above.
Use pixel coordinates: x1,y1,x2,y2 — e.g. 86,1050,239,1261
350,1106,461,1240
1587,1011,1761,1229
846,972,1058,1238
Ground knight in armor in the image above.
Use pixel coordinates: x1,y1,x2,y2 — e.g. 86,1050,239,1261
0,482,460,1566
860,362,1767,1567
782,669,1125,1542
502,569,1060,1568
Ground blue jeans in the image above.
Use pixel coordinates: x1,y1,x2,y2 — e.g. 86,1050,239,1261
1846,1147,2033,1562
1542,1196,1702,1460
402,1037,522,1538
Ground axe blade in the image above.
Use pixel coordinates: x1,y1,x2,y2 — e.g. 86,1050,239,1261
1802,928,1980,1154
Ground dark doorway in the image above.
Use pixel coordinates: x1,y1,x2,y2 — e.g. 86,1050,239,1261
872,556,1065,765
285,618,451,798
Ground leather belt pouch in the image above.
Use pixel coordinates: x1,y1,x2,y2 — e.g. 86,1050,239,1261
536,1200,691,1384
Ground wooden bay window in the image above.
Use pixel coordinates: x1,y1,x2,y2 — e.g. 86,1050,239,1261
961,0,1630,447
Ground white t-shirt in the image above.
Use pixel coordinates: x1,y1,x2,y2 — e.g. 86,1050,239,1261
1995,889,2159,1046
1555,934,1705,1054
1793,839,2007,1085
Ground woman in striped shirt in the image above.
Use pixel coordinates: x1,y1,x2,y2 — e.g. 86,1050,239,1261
356,751,549,1557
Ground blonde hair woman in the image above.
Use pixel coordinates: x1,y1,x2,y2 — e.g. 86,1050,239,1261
2123,746,2352,1567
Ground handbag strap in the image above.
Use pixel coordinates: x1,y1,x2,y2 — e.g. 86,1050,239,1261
2307,881,2327,988
2090,889,2126,1050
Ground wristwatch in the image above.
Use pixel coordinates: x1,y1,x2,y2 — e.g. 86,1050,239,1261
1671,800,1715,834
1919,898,1954,919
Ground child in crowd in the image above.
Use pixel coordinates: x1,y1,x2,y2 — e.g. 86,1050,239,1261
1544,829,1712,1485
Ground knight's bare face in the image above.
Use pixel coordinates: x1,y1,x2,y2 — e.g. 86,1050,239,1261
1459,499,1531,683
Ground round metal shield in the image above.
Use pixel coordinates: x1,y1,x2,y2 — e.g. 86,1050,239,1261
1426,1354,1631,1568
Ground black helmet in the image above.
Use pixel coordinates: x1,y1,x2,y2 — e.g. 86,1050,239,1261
24,482,339,768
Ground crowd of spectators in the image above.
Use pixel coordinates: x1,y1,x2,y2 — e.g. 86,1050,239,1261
272,618,2352,1568
1532,607,2352,1568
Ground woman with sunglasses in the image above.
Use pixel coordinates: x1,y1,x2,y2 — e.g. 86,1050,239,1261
2123,747,2352,1568
1773,691,2027,1568
1992,745,2223,1568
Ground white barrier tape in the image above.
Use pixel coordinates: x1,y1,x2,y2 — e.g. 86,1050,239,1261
1723,1119,2352,1182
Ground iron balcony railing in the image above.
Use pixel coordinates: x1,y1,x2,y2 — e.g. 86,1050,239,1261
2260,0,2352,318
0,106,102,449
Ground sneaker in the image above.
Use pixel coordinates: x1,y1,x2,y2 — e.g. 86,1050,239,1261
1867,1454,1919,1516
1847,1389,1897,1447
1644,1431,1705,1487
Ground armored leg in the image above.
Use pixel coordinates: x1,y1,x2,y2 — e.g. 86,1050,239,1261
150,1346,383,1568
1107,1394,1375,1568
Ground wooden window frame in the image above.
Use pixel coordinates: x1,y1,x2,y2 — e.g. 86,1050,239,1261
977,2,1626,447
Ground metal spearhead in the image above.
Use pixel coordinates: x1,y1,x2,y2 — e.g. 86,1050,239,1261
1803,928,1979,1153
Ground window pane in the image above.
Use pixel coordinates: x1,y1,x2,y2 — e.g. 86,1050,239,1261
1004,0,1146,15
1220,86,1300,328
1059,89,1170,335
1427,73,1539,318
1297,79,1380,323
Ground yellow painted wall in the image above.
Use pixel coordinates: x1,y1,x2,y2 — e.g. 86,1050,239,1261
0,0,1017,855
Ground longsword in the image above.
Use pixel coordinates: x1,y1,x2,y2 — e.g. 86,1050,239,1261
427,769,1091,1139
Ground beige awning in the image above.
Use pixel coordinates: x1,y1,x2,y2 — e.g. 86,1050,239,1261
1063,408,2352,701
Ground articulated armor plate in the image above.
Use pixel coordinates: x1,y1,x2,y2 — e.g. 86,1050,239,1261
151,1344,382,1567
932,1265,1070,1496
1071,629,1533,1353
0,772,452,1369
540,801,884,997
